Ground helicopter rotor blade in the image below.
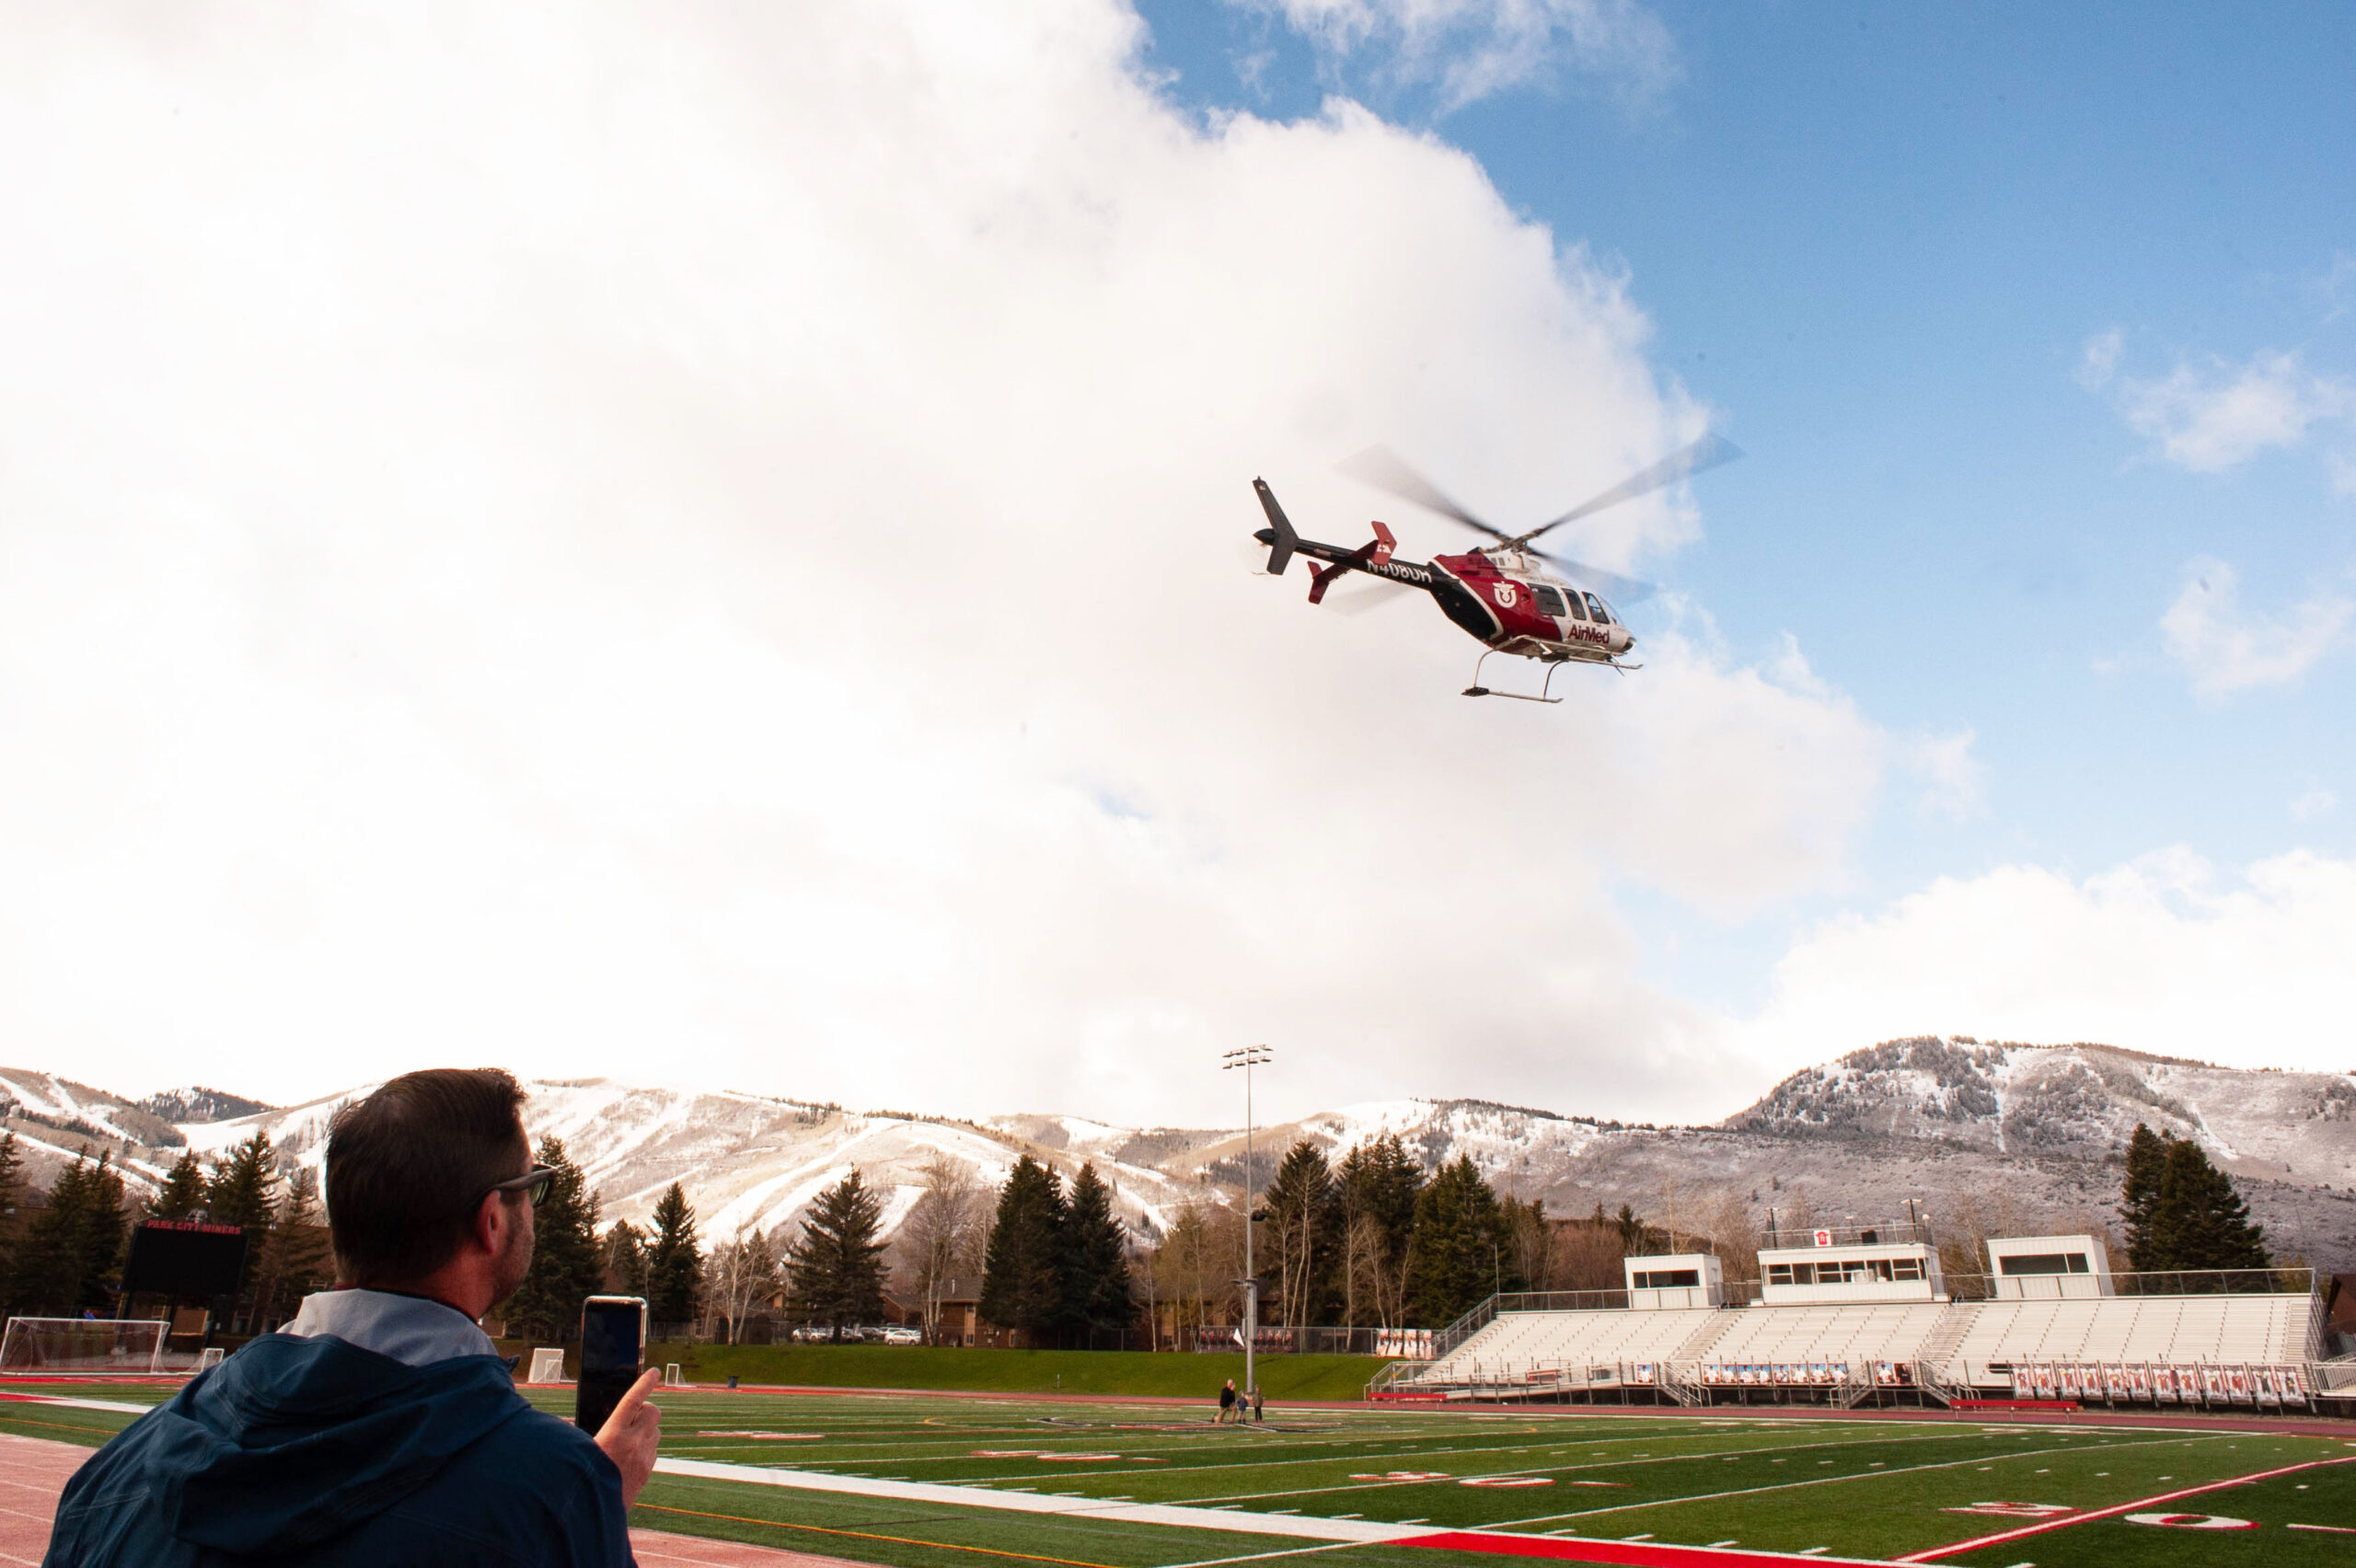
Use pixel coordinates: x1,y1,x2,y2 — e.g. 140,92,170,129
1506,432,1743,551
1529,551,1658,606
1335,444,1510,541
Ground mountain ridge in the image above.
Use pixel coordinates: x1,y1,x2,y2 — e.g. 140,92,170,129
4,1040,2350,1270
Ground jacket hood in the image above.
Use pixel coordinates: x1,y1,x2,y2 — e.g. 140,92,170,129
140,1333,531,1554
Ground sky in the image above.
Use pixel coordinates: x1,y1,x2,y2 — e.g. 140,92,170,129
0,3,2350,1130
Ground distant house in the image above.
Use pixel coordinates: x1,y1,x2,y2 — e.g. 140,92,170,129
920,1274,1004,1346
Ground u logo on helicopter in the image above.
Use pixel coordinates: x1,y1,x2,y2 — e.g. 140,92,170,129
1250,433,1741,703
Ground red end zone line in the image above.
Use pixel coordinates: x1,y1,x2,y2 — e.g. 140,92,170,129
1401,1532,1879,1567
1893,1453,2356,1562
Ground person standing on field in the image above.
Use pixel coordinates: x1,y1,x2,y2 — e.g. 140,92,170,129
44,1068,662,1567
1217,1378,1237,1424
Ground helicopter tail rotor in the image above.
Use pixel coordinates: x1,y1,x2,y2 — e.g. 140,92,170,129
1251,478,1299,576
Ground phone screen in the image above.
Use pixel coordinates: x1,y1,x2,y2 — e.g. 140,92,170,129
574,1296,647,1433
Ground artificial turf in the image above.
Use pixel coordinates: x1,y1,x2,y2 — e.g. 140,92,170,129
8,1380,2351,1564
621,1343,1386,1401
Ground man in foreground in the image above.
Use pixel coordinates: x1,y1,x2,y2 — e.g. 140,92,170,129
45,1068,662,1567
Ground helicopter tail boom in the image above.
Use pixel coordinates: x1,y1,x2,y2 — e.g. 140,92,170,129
1252,478,1299,576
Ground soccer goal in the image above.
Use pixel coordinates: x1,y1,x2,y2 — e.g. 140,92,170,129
1,1317,169,1376
527,1348,567,1384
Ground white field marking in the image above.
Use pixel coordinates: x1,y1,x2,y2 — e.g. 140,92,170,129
0,1394,154,1414
650,1458,1435,1543
1185,1427,2007,1508
1158,1543,1368,1568
1895,1455,2356,1562
930,1426,1827,1492
1480,1434,2228,1530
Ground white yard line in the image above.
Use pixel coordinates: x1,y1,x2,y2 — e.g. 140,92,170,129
1188,1426,2027,1507
1482,1434,2234,1529
650,1458,1430,1544
0,1394,155,1415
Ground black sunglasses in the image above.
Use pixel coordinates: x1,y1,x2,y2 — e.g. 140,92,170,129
479,1165,557,1208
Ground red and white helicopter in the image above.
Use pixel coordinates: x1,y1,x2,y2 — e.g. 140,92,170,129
1252,434,1740,701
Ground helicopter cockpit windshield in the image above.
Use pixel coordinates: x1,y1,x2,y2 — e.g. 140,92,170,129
1583,592,1613,624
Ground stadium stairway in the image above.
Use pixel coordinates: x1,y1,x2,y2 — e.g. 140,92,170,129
1911,1300,1974,1374
1670,1309,1741,1365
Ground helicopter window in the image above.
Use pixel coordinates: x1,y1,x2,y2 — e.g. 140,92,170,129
1584,592,1612,624
1533,584,1568,617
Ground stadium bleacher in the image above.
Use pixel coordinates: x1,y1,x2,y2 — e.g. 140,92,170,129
1696,1300,1948,1372
1393,1236,2327,1409
1937,1291,2316,1382
1418,1307,1719,1385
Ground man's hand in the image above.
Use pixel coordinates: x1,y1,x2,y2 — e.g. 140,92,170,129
595,1367,664,1508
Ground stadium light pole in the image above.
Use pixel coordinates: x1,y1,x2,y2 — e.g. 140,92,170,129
1223,1044,1272,1404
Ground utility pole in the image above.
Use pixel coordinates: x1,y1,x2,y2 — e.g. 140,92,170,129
1223,1044,1271,1406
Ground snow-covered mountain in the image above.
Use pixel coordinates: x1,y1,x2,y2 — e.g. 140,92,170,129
1727,1037,2356,1183
6,1039,2353,1270
172,1079,1211,1244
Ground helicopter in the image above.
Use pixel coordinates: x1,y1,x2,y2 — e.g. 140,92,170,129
1251,433,1741,701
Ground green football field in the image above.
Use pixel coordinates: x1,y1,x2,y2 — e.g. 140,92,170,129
7,1382,2353,1565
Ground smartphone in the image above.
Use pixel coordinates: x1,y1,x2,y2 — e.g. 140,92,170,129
574,1295,648,1433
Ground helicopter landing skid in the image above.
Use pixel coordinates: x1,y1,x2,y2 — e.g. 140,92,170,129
1461,651,1566,704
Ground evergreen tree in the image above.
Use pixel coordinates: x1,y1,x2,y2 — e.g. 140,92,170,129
149,1151,208,1220
0,1130,22,1301
251,1168,334,1328
2121,1123,2170,1269
1404,1156,1520,1326
9,1147,129,1315
1335,1135,1422,1328
644,1183,701,1327
1263,1141,1335,1328
1057,1163,1133,1347
2154,1138,2269,1272
979,1155,1065,1344
205,1132,280,1316
502,1136,606,1343
784,1170,889,1340
604,1220,650,1296
2119,1125,2268,1272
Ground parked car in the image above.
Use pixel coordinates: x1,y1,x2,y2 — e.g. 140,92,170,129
882,1326,922,1345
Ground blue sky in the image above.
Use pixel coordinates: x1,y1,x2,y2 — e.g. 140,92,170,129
5,2,2350,1123
1138,0,2356,1015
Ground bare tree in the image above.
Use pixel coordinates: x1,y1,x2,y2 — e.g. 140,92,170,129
718,1224,782,1343
896,1154,987,1344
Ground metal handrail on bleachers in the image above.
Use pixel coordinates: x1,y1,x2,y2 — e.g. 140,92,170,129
1941,1267,2313,1301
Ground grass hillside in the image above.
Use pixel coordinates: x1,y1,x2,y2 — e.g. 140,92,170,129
618,1343,1381,1400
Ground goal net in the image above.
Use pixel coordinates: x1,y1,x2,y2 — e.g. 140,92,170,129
526,1348,567,1383
1,1317,169,1375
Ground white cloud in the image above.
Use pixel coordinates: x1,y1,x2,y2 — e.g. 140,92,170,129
0,0,1877,1127
2159,559,2352,699
2076,329,2123,390
2289,785,2337,821
1251,0,1678,112
1901,728,1985,822
2107,349,2354,473
1742,847,2356,1083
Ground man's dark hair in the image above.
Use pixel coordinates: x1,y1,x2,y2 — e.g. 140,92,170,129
326,1067,530,1286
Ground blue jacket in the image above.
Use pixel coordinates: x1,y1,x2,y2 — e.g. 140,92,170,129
44,1333,633,1567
